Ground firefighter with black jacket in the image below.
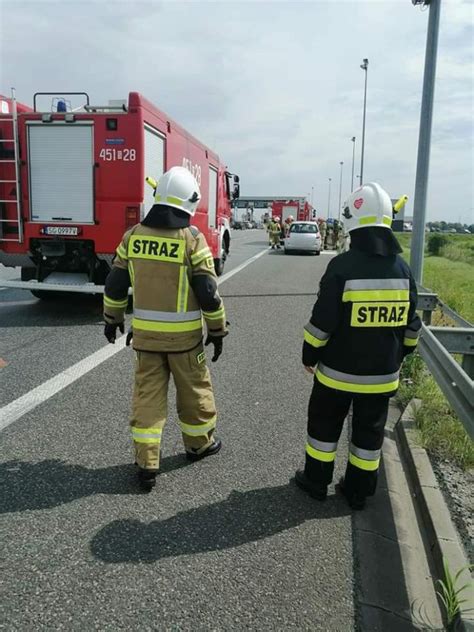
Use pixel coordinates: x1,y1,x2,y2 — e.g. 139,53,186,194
103,167,228,491
295,183,421,509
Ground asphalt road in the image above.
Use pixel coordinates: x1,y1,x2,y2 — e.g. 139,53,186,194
0,231,356,631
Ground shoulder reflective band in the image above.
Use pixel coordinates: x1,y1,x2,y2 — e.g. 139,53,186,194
304,322,330,348
316,363,399,394
202,305,225,321
191,247,213,266
128,235,185,263
343,278,409,303
351,302,409,327
131,425,163,444
179,417,217,437
104,295,129,309
349,444,381,471
306,436,337,462
404,329,420,346
116,243,128,260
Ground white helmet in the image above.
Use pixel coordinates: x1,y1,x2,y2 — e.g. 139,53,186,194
342,182,393,233
154,166,201,217
274,216,280,222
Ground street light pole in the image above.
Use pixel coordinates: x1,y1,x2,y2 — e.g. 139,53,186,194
360,58,369,186
327,178,332,219
410,0,442,284
338,162,344,220
351,137,356,192
311,186,314,206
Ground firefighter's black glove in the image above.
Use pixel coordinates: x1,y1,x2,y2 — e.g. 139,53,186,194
126,328,133,347
104,322,124,344
205,334,223,362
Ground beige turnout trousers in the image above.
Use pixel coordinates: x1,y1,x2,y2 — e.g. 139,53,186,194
131,343,217,470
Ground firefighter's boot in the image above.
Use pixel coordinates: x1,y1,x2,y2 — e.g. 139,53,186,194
294,470,327,501
186,437,222,462
336,477,366,510
136,466,158,492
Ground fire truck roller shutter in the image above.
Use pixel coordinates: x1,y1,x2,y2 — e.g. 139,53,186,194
143,125,165,219
28,123,94,223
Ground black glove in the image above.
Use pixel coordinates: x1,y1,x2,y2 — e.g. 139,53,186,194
205,334,223,362
126,328,133,347
104,322,124,344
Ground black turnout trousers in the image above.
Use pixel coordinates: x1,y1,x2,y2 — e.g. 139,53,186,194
305,378,390,498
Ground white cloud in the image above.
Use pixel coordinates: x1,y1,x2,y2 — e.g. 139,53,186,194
0,0,472,223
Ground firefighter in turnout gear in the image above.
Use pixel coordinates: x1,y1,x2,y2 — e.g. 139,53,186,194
103,166,228,491
270,217,282,249
295,183,421,509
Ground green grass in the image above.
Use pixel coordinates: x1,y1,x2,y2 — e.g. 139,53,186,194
398,353,474,470
396,233,474,323
395,232,474,469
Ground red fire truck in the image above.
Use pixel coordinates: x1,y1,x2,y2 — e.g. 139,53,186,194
271,198,313,223
0,90,239,297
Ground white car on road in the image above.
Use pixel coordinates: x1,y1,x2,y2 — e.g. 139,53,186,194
284,221,322,255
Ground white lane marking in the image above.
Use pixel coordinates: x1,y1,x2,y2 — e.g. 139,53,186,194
217,248,267,286
0,246,268,432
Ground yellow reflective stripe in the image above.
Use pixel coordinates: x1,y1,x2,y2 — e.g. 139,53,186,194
132,317,202,333
316,369,399,394
359,215,377,226
104,295,128,308
179,418,217,437
131,426,163,444
132,436,162,444
116,244,128,260
128,261,135,287
191,247,212,265
403,337,418,347
154,194,183,207
304,329,328,348
202,306,225,320
343,289,409,302
358,215,392,227
349,453,380,471
177,266,189,313
306,443,336,462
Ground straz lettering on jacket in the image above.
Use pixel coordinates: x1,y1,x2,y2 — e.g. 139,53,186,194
342,279,410,328
128,236,185,264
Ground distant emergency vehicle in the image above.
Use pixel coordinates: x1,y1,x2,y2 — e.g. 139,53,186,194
0,90,239,296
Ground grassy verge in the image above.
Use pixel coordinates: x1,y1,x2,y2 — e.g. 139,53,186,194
396,233,474,323
398,353,474,470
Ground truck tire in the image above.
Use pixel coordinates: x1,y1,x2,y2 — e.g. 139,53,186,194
30,290,59,300
214,250,226,277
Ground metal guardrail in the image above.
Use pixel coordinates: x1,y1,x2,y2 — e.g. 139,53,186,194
416,286,474,440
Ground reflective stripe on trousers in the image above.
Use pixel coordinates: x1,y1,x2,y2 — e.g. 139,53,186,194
131,425,163,444
179,417,217,437
306,436,337,462
349,443,381,471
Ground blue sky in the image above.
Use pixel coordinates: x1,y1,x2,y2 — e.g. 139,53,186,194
1,0,473,223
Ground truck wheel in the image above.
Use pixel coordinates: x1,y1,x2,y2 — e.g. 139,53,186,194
214,250,226,276
30,290,58,300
